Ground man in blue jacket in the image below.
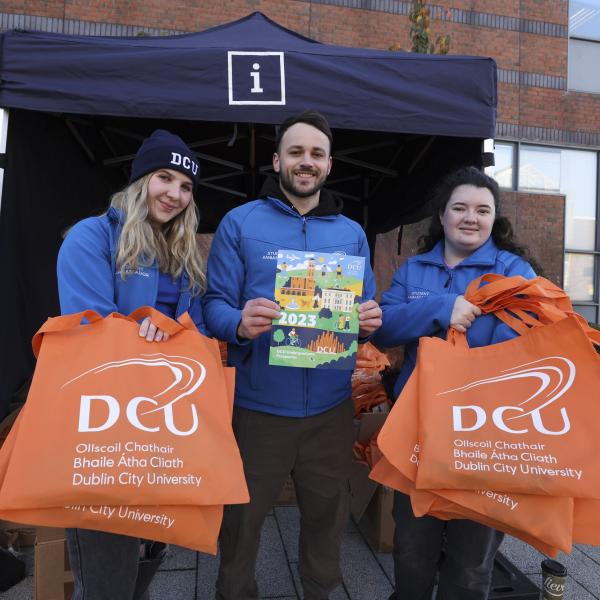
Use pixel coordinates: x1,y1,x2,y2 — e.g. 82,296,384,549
204,110,382,600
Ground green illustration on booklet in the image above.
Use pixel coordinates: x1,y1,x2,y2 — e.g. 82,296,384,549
269,249,365,369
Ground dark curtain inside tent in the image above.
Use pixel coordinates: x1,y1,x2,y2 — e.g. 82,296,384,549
0,109,121,417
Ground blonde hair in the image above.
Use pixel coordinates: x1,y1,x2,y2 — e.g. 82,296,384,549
109,173,206,295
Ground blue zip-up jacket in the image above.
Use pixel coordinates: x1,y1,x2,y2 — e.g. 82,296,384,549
57,207,207,333
374,237,535,400
203,192,376,417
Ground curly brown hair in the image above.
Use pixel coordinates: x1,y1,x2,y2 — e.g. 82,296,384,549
419,166,543,274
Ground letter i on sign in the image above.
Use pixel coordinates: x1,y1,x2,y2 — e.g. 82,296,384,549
251,63,263,93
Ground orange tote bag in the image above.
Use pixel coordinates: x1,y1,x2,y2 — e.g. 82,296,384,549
415,316,600,498
572,499,600,546
408,488,562,557
0,308,248,510
0,355,239,554
0,402,224,554
373,365,421,482
372,274,600,552
411,486,573,554
370,369,574,555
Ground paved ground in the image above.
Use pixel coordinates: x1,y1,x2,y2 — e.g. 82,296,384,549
2,505,600,599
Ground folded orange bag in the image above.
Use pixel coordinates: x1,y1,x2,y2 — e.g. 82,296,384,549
371,366,573,555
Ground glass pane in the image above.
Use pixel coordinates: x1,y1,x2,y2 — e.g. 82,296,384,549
562,149,597,250
568,39,600,93
490,143,514,189
570,0,600,42
564,253,595,301
573,304,598,323
518,146,561,192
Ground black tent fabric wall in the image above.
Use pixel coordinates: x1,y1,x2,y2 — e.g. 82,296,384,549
0,109,119,417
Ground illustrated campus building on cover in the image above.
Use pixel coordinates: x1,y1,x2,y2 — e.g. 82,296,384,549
269,250,365,369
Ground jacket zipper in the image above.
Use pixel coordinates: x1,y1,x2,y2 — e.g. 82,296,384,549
444,269,454,289
303,216,309,415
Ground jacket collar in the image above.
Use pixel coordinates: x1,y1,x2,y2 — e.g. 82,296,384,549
417,237,499,268
106,206,125,225
258,176,343,217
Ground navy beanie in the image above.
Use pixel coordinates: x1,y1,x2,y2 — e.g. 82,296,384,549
129,129,200,186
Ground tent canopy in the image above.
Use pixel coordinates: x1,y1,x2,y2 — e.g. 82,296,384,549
0,11,498,232
0,12,497,416
0,12,497,138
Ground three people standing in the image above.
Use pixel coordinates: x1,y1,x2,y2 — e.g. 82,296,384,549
57,113,537,600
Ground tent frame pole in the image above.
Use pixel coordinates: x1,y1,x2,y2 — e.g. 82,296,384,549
0,108,9,216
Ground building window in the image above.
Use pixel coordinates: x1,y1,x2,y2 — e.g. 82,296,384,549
570,0,600,41
518,146,561,192
559,149,598,323
518,144,599,323
568,0,600,93
487,142,515,189
562,149,597,252
492,142,600,323
564,253,595,302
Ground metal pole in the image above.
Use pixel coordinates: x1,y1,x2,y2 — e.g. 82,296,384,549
0,108,10,216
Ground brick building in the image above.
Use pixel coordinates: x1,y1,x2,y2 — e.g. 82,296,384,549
1,0,599,322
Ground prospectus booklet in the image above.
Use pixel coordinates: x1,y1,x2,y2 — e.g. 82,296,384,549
268,249,365,369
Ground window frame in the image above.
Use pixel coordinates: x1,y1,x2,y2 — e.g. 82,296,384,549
568,1,600,93
565,152,600,321
492,141,600,322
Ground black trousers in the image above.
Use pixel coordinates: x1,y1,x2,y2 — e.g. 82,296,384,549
390,492,504,600
66,529,167,600
216,399,354,600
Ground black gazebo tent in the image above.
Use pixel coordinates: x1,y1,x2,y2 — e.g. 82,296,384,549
0,12,497,415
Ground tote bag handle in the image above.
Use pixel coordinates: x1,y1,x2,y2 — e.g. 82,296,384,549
32,307,200,358
464,275,600,348
32,310,103,357
125,306,198,334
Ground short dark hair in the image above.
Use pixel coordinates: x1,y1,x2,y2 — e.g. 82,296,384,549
275,110,333,153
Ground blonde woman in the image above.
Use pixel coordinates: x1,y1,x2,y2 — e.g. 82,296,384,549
57,130,205,600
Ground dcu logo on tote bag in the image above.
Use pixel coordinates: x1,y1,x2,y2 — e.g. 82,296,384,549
440,356,574,436
63,353,206,437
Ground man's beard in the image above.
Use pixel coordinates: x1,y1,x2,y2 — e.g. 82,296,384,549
279,169,327,199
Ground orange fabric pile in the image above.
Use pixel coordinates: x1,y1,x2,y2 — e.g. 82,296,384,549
352,342,391,417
